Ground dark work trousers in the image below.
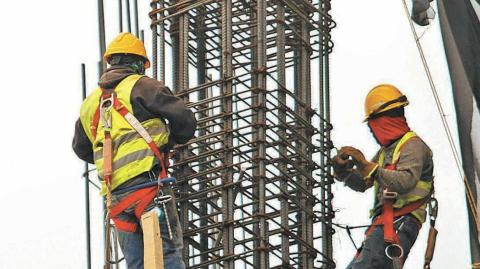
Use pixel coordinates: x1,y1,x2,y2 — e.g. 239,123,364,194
346,215,421,269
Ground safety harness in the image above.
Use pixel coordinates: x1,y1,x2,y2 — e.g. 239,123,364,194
93,88,170,233
355,132,438,268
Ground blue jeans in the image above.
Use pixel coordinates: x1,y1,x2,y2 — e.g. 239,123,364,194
346,215,420,269
113,185,186,269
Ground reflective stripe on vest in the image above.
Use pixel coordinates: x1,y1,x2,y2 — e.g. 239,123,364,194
79,75,170,194
374,131,433,223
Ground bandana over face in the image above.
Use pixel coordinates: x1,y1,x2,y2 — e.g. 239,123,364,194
367,116,410,146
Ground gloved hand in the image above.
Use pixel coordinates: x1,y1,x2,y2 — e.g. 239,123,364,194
332,153,353,181
339,146,378,179
159,136,176,153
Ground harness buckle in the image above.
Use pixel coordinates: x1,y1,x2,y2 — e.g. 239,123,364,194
154,194,172,205
383,189,398,200
428,197,438,224
100,94,115,130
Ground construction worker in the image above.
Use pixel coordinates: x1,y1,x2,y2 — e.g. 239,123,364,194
72,32,196,269
333,85,435,269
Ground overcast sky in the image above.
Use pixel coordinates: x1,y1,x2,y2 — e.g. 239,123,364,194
0,1,470,268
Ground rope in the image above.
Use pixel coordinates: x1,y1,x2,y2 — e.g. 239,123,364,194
400,0,480,230
332,222,384,250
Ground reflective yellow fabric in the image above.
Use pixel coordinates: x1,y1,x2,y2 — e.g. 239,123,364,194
373,131,433,223
79,75,169,194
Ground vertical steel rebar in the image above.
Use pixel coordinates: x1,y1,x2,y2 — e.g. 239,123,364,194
97,0,106,72
320,1,334,267
319,2,328,266
95,3,108,265
158,0,165,83
81,63,92,269
255,1,267,268
118,0,123,32
221,1,234,268
126,0,132,33
171,11,180,91
133,0,139,36
150,0,158,79
195,6,209,267
178,9,191,263
276,3,290,266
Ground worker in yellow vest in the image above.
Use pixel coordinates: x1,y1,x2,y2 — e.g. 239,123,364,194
333,85,435,269
72,32,196,269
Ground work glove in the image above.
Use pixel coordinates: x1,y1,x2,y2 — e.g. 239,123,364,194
332,153,353,181
339,146,378,179
159,135,176,154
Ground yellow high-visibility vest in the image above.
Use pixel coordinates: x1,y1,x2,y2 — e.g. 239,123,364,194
373,131,433,223
79,74,170,194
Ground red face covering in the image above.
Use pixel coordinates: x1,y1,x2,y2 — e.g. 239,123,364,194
367,116,410,146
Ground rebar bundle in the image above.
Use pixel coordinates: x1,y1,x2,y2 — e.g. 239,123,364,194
148,1,336,268
84,0,335,268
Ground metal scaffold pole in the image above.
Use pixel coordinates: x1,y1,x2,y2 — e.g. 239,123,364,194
81,63,92,269
97,0,106,73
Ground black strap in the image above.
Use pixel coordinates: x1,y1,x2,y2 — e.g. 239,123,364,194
369,95,408,118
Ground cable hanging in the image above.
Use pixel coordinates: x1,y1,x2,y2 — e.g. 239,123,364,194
400,0,480,231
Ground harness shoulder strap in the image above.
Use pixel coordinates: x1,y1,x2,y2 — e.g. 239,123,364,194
391,131,417,165
91,75,143,139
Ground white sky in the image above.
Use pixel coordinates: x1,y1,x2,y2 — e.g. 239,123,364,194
0,0,471,268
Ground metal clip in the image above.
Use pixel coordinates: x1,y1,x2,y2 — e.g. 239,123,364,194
100,94,114,130
154,194,173,240
428,197,438,224
385,243,404,261
383,189,398,200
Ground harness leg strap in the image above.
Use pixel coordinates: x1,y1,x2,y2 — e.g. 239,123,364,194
109,187,158,233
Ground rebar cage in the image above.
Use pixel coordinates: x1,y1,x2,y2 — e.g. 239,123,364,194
86,0,336,268
148,1,335,268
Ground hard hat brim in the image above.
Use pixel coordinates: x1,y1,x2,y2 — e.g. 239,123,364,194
364,101,409,122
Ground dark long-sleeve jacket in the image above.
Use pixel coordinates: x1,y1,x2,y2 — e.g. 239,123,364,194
72,66,197,164
340,135,434,213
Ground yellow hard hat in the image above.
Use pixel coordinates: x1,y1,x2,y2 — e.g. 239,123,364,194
364,84,409,121
104,32,150,68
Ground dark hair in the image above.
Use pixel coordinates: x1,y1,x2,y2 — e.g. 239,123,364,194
108,54,146,74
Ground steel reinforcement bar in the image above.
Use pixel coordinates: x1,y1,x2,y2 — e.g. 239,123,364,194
148,0,336,268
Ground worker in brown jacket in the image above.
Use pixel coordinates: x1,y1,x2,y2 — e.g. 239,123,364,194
333,85,435,269
73,33,196,269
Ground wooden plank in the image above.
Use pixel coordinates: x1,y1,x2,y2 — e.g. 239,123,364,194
141,210,164,269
